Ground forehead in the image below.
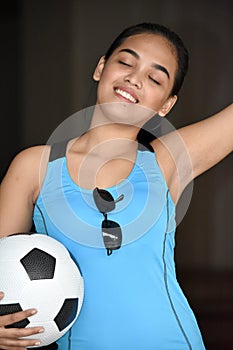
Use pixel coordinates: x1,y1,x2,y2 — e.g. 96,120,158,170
118,33,176,54
115,33,177,75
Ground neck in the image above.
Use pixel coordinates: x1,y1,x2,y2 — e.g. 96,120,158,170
80,125,139,160
88,102,147,140
71,103,148,159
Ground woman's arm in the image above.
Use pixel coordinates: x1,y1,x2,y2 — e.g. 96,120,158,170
176,103,233,178
0,145,49,237
0,146,50,348
152,103,233,202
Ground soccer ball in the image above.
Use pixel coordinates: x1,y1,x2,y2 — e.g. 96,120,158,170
0,233,84,347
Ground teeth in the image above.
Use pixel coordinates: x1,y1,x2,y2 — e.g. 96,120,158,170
115,88,137,103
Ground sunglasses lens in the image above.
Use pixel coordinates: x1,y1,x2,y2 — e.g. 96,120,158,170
102,219,122,251
93,188,115,213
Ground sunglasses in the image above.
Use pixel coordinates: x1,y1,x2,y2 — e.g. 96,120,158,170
93,187,124,256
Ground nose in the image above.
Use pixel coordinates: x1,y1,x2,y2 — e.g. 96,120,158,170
124,71,143,89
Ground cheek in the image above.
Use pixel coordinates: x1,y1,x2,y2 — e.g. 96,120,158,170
150,81,174,103
145,89,165,107
97,70,112,93
96,75,113,103
97,66,121,97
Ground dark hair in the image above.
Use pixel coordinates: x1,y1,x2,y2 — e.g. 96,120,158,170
104,22,189,96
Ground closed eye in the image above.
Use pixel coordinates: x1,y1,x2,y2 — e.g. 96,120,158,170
118,60,132,67
149,76,161,85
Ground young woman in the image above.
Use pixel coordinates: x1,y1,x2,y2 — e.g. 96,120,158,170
0,22,232,350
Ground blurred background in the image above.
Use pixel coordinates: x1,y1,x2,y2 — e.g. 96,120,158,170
1,0,233,348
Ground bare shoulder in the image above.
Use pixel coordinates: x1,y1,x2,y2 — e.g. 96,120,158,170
150,134,193,204
1,145,51,202
9,145,49,166
0,145,51,236
150,138,177,198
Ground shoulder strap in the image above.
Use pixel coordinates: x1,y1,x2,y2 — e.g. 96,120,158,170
49,139,70,162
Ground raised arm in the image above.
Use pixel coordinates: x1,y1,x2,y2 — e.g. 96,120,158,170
152,103,233,202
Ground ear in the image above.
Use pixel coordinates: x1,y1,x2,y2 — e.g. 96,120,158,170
93,56,106,82
158,95,178,117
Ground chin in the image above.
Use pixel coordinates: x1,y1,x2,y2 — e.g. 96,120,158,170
94,102,155,127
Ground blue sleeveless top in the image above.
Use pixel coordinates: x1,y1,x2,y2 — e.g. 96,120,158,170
33,143,205,350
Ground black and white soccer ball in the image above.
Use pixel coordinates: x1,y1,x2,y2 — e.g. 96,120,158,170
0,233,84,347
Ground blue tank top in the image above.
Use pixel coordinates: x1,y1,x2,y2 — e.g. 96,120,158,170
33,142,205,350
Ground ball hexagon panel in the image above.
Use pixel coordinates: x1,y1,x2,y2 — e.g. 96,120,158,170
20,248,56,280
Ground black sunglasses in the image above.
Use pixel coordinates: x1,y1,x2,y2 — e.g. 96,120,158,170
93,187,124,256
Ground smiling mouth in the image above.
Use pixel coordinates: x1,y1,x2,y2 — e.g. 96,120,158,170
114,88,138,104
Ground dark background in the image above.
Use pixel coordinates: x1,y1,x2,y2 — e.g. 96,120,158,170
1,0,233,348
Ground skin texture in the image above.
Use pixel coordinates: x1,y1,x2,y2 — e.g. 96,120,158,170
0,32,232,349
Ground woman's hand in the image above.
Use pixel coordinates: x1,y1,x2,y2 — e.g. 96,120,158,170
0,292,44,350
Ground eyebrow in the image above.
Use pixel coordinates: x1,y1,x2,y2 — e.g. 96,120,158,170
119,48,170,79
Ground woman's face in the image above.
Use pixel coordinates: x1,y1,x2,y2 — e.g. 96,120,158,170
93,33,178,118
